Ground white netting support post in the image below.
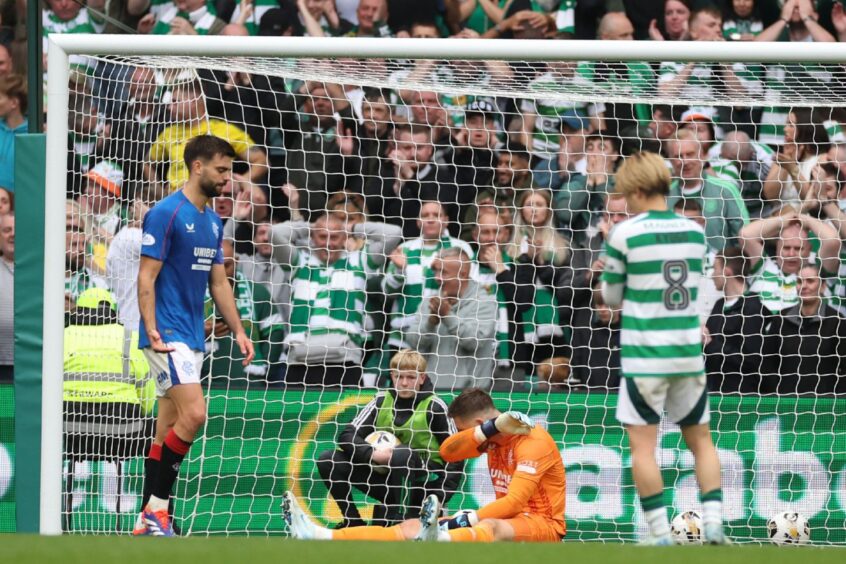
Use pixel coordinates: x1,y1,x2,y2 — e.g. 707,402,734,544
42,35,71,535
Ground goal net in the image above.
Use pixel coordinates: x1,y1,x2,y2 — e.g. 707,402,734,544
49,36,846,544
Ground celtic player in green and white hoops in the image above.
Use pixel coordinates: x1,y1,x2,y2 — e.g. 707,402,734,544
601,152,727,545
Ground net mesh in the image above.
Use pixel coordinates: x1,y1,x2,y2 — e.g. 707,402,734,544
58,50,846,544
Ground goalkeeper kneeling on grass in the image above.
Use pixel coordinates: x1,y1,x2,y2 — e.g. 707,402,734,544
284,388,566,542
317,349,463,527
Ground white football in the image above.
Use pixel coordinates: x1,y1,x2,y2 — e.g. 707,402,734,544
364,430,399,448
767,511,810,545
364,431,399,474
671,510,703,544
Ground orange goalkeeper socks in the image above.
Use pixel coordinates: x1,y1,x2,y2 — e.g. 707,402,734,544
332,525,405,541
448,523,495,542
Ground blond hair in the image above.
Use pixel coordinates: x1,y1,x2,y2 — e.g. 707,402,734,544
507,189,570,267
615,151,671,199
390,349,428,374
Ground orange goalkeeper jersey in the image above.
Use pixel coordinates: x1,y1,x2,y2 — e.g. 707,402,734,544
440,424,566,535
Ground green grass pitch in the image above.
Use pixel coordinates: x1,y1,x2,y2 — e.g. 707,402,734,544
1,536,842,564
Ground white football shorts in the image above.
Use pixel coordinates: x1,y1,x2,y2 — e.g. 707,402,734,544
616,375,710,427
143,342,204,397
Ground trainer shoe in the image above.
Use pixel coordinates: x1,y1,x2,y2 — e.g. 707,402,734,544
414,494,441,542
640,534,674,546
703,523,730,545
132,512,148,536
142,505,174,537
282,491,330,540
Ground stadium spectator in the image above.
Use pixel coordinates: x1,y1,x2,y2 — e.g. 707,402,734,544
0,187,11,214
0,73,25,192
106,200,149,331
213,178,235,224
722,0,765,40
648,0,691,41
461,143,533,239
567,281,621,390
0,211,12,381
449,100,501,227
0,43,14,77
270,212,402,387
146,79,268,190
679,109,719,155
203,241,284,382
79,160,127,247
316,349,462,527
405,247,497,389
799,159,846,313
42,0,104,64
198,62,296,152
223,180,273,254
236,221,289,320
762,262,846,395
665,130,750,251
67,75,112,197
396,46,512,126
471,210,513,372
559,192,629,310
532,112,588,189
521,61,603,162
144,0,228,35
363,122,459,238
577,12,654,139
755,0,835,42
101,66,171,199
282,80,354,218
756,1,837,146
553,132,620,245
338,0,392,36
707,129,774,218
290,0,337,36
479,7,555,39
739,209,840,312
87,0,148,34
659,6,763,127
65,201,107,311
508,189,569,268
761,108,831,209
403,90,450,156
383,201,474,352
705,247,771,394
346,88,394,194
673,198,723,320
301,0,393,37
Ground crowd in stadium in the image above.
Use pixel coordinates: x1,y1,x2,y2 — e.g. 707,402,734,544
1,0,846,395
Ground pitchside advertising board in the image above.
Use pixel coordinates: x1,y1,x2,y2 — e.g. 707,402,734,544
2,385,845,541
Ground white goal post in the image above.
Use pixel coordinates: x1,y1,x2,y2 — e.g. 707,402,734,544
41,34,846,541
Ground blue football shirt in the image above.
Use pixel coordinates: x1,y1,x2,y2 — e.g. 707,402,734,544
139,191,224,351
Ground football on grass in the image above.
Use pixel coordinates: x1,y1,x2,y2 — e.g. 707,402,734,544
670,510,703,544
767,511,810,545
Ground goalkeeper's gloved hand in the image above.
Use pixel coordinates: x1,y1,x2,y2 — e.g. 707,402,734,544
480,411,533,438
443,510,478,530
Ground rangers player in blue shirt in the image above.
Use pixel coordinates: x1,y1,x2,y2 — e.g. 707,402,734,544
134,135,255,536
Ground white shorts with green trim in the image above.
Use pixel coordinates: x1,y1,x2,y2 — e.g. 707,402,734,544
143,342,204,397
616,375,710,426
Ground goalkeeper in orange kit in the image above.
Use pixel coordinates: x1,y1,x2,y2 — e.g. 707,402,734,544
282,388,566,542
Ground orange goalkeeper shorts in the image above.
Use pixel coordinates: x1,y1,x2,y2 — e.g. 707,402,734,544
506,513,565,542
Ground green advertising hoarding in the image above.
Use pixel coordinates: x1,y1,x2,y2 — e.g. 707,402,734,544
16,387,846,543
